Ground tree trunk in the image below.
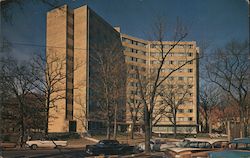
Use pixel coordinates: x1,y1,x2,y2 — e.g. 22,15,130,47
19,101,25,148
149,115,152,139
173,112,177,138
205,112,209,133
113,104,117,139
107,120,111,139
209,120,212,134
144,110,151,152
130,122,134,139
239,107,244,138
45,96,50,135
173,118,177,139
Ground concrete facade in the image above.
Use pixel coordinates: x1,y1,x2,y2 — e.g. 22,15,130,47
46,5,124,133
122,34,199,134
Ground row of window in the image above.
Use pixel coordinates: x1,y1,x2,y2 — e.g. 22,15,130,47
161,76,194,82
128,65,146,71
122,38,147,47
125,48,146,55
149,68,193,73
150,44,193,49
151,52,193,57
128,66,193,74
177,117,193,121
159,117,193,122
128,73,146,80
150,60,193,65
127,76,194,83
126,57,146,64
178,109,193,113
159,84,193,89
126,57,193,66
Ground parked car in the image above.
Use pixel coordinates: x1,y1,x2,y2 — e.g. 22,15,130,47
207,138,250,158
137,139,177,152
165,138,228,158
0,142,17,149
26,138,67,150
85,139,135,156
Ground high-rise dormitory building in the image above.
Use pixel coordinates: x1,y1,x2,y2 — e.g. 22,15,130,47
46,5,199,134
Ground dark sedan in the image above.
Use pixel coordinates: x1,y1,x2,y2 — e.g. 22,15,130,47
85,139,135,156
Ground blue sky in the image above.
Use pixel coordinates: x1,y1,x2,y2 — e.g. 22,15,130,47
1,0,249,60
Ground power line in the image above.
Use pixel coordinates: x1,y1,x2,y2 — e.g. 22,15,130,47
1,41,249,57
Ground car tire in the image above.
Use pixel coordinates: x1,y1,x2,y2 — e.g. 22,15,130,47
31,144,38,150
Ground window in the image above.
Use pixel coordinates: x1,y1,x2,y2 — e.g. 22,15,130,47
188,77,193,82
188,142,199,148
177,117,184,121
131,57,138,62
188,69,193,73
150,44,156,48
178,60,185,65
178,85,184,89
123,38,132,44
188,85,193,89
178,69,183,72
164,44,170,48
141,59,146,64
168,84,174,88
199,142,212,148
188,109,193,113
178,109,184,113
178,77,184,80
169,76,174,81
188,117,193,121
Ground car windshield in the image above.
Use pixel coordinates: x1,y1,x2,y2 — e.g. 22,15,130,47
178,140,190,147
98,140,119,145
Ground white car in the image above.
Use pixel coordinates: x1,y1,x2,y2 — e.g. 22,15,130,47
26,139,67,149
137,139,177,151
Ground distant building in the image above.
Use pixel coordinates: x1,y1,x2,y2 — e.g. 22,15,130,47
46,5,199,134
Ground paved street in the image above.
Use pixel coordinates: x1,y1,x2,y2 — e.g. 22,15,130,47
1,148,88,158
1,148,166,158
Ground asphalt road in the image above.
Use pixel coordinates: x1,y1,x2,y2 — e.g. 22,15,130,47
1,149,166,158
1,148,88,158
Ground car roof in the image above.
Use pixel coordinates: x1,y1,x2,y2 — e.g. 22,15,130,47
230,138,250,144
168,147,206,153
99,139,119,143
184,138,228,144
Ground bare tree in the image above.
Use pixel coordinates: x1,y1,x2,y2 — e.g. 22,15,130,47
199,84,220,133
30,50,78,134
1,57,36,147
156,80,192,138
89,42,126,139
127,84,143,139
73,97,88,132
135,18,199,152
206,40,249,137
